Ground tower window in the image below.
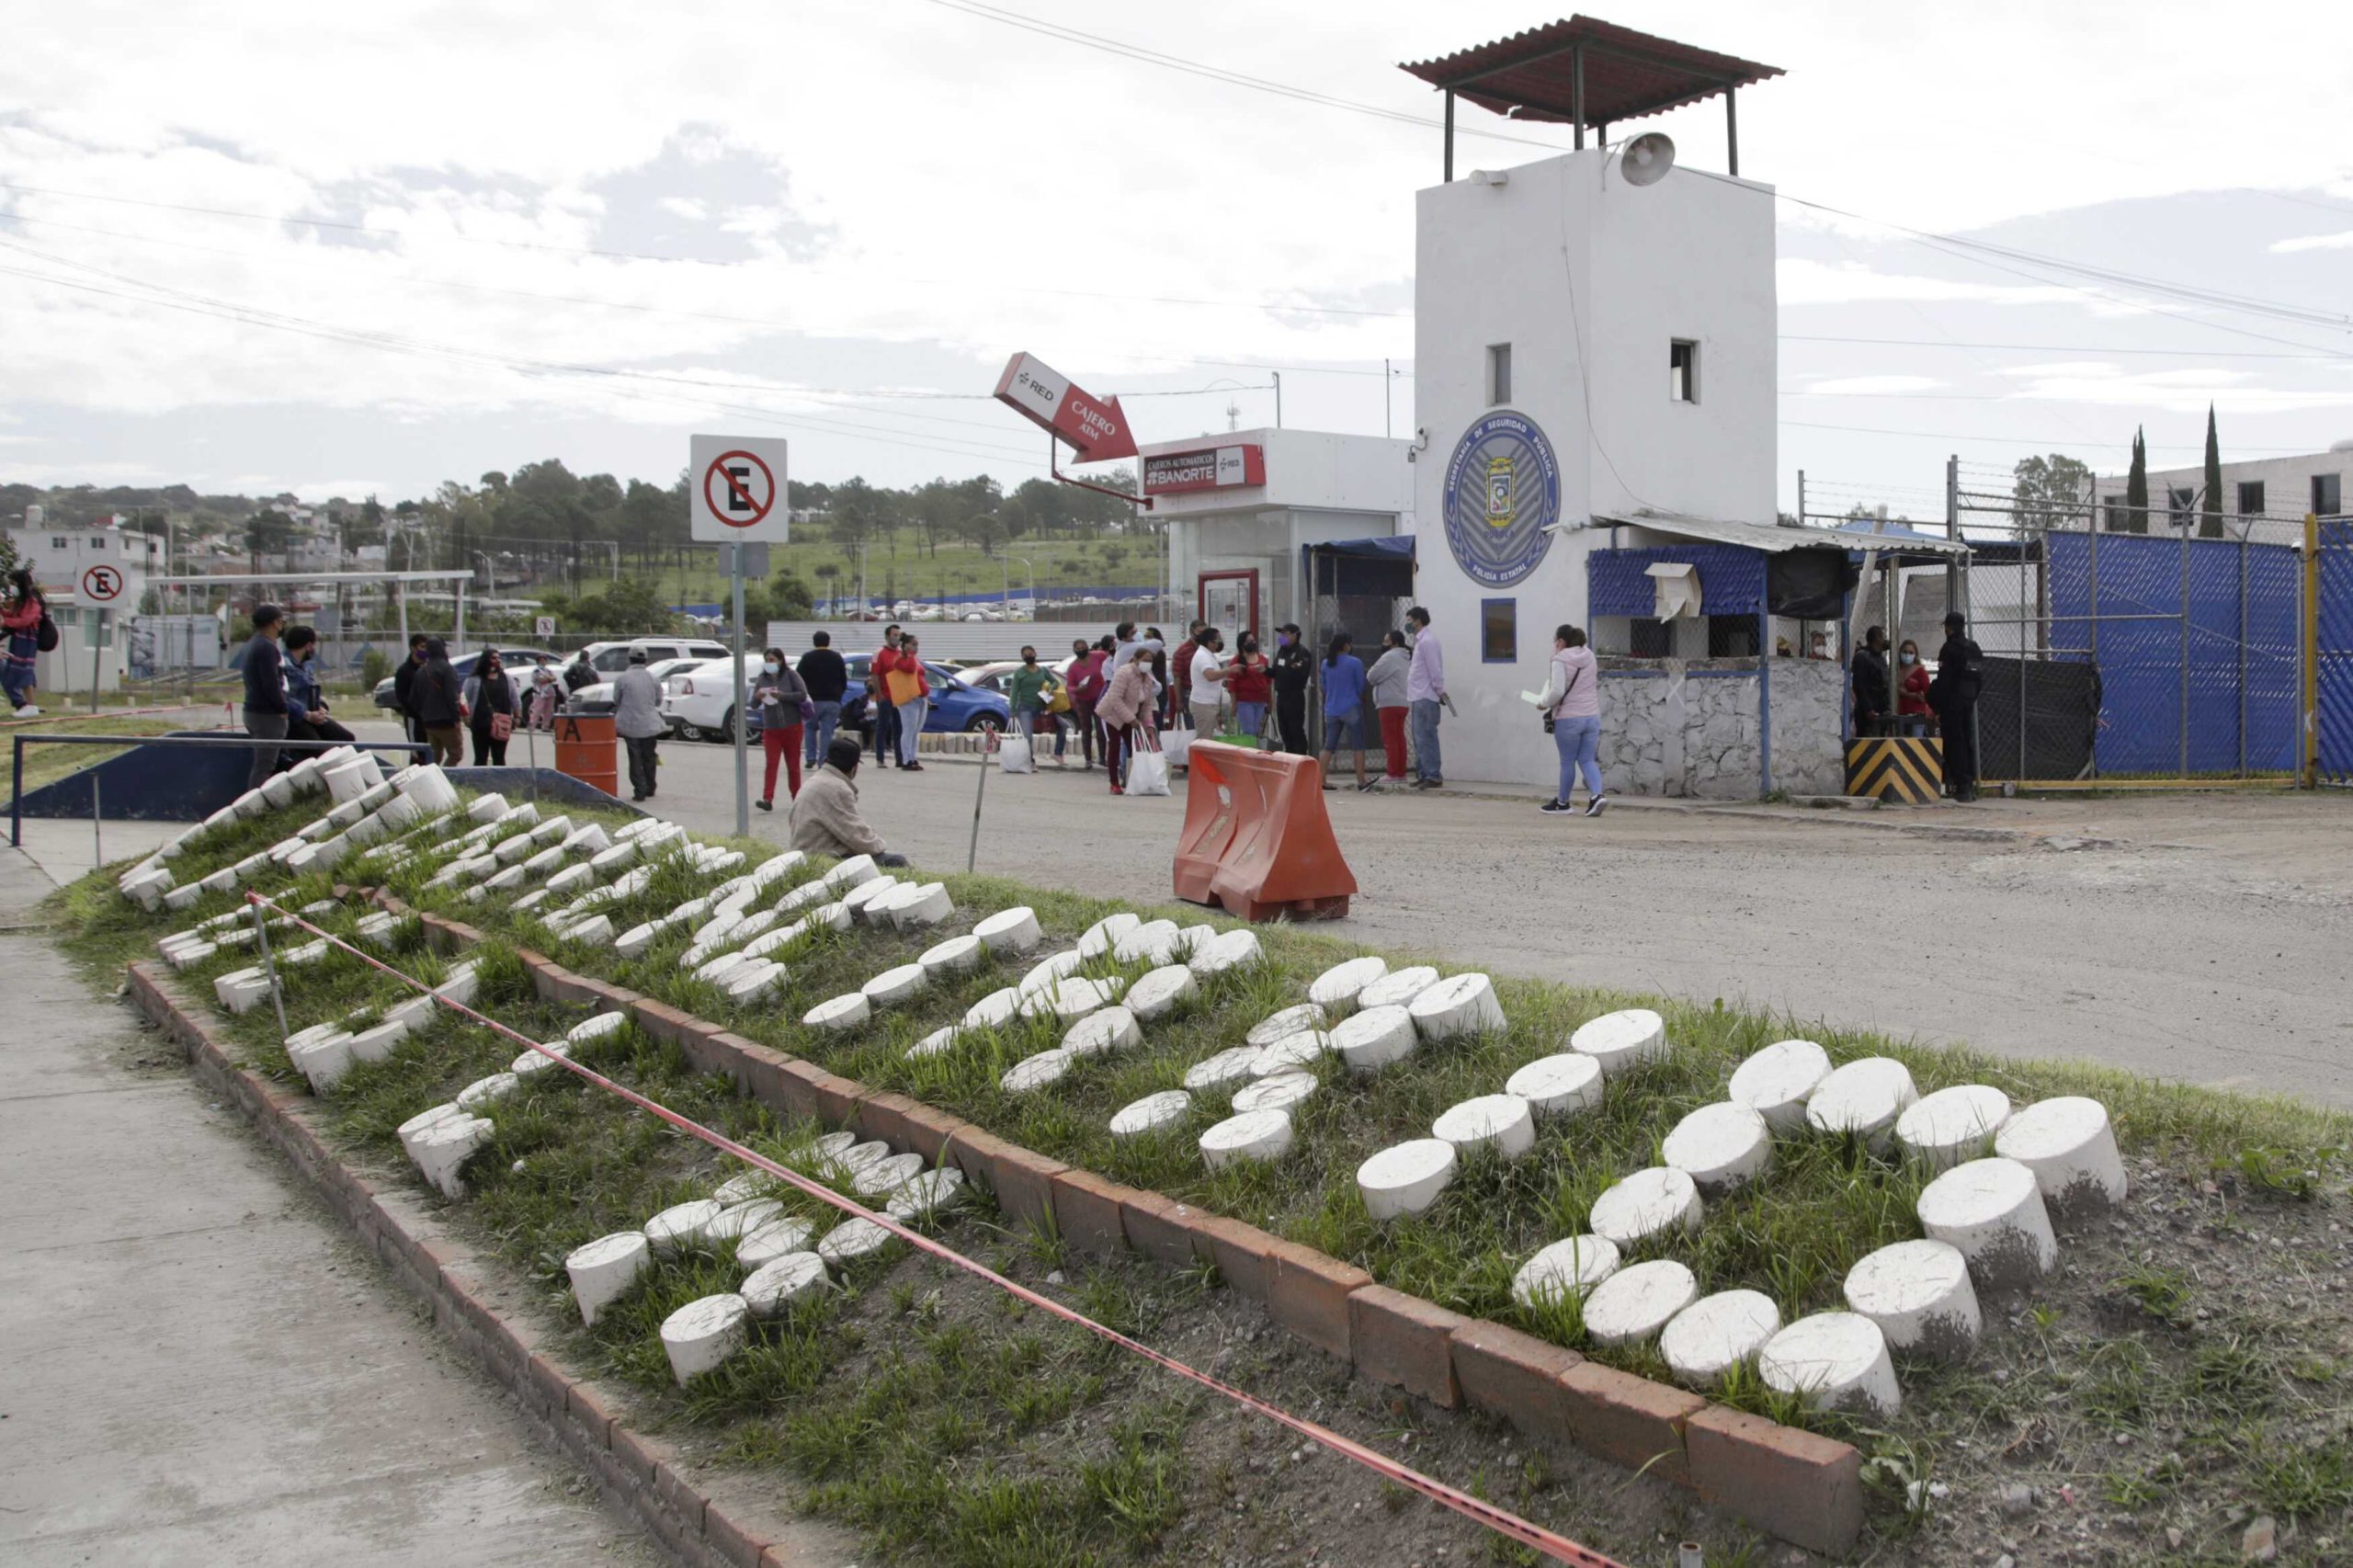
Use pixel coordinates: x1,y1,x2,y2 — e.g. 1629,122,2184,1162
1486,343,1512,405
1670,339,1699,403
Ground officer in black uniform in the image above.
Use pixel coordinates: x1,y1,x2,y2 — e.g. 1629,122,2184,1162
1268,622,1314,756
1930,609,1984,801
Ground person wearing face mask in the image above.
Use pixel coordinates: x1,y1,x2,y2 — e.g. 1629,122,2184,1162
752,645,810,809
1269,622,1312,755
1851,625,1893,737
1187,626,1228,737
1066,636,1110,768
279,625,355,758
1225,631,1270,744
1895,638,1936,735
1008,644,1063,766
1367,628,1413,784
870,623,907,767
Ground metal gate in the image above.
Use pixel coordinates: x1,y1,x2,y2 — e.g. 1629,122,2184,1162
2313,519,2353,785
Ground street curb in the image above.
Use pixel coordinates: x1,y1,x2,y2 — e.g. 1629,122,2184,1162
124,959,849,1568
389,903,1863,1556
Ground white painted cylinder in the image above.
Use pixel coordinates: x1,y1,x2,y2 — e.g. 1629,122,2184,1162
1200,1108,1293,1170
724,961,784,1005
1171,924,1219,960
567,1010,631,1046
1588,1167,1703,1247
1063,1005,1142,1059
123,869,174,910
528,815,572,846
259,771,298,809
1995,1096,2127,1218
346,1020,408,1063
690,944,753,981
842,877,900,923
776,879,832,915
383,992,438,1033
1233,1069,1317,1116
1358,965,1440,1011
816,1218,897,1267
464,791,510,823
290,1029,357,1094
1511,1234,1620,1310
456,1073,518,1111
823,853,879,889
1247,1005,1326,1049
373,792,423,833
862,962,930,1009
517,843,563,877
741,1253,828,1316
1309,955,1389,1009
357,780,398,813
962,986,1023,1029
728,908,782,946
1661,1102,1774,1194
483,866,528,896
1583,1259,1699,1346
1040,976,1119,1021
1661,1290,1782,1387
1001,1048,1074,1094
1190,928,1262,975
411,1114,494,1199
1112,918,1182,965
1018,949,1085,997
566,914,616,949
1759,1312,1901,1417
1804,1058,1920,1148
713,1171,774,1207
661,1293,749,1385
891,882,955,929
395,766,459,815
707,1200,787,1245
1123,964,1199,1020
1506,1052,1606,1119
1727,1039,1833,1131
1077,911,1142,959
1331,1005,1419,1075
1842,1238,1982,1358
230,785,271,819
1407,972,1506,1041
323,759,379,805
1110,1089,1192,1138
563,824,611,858
906,1025,963,1060
511,1040,570,1077
736,1217,818,1271
1915,1156,2059,1289
589,841,639,878
917,934,984,976
1431,1094,1537,1160
853,1153,929,1199
163,881,208,912
1356,1138,1457,1220
1181,1046,1261,1091
545,863,597,898
1571,1009,1668,1076
565,1232,652,1327
644,1199,726,1257
214,967,275,1015
802,993,871,1032
743,919,811,961
887,1168,967,1221
1895,1085,2013,1171
973,905,1043,954
198,865,240,894
1247,1029,1326,1078
808,900,854,933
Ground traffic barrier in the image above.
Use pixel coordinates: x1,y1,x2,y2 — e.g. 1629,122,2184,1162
1172,742,1356,922
552,711,618,797
1845,736,1942,803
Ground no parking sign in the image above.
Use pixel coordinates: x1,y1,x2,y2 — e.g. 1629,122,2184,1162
689,434,790,544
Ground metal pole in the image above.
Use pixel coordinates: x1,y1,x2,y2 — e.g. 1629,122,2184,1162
455,576,466,654
1272,371,1282,429
1725,87,1739,177
2088,482,2101,780
10,736,21,847
2179,517,2190,780
1796,469,1804,526
90,609,103,714
1572,44,1586,150
2303,514,2321,788
526,714,540,803
247,898,290,1044
1756,605,1772,797
968,728,994,873
1443,90,1454,182
2238,534,2249,778
732,545,749,836
1383,359,1392,438
92,773,101,870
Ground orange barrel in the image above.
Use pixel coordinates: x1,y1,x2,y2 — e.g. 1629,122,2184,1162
553,711,620,797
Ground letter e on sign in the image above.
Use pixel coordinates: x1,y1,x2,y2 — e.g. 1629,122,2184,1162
688,434,791,544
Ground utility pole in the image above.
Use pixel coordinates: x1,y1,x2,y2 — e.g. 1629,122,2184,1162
1383,358,1392,438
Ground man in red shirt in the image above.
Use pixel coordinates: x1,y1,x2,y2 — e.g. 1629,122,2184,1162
1169,619,1205,727
869,624,905,767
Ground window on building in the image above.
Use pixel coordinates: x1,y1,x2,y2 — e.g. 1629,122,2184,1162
2316,473,2344,517
2238,481,2266,517
1486,343,1512,406
1707,616,1759,658
1669,339,1699,403
1630,618,1675,658
1480,598,1517,663
51,536,66,549
2167,486,2195,528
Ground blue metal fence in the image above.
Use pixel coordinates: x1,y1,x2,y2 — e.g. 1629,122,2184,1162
2317,520,2353,784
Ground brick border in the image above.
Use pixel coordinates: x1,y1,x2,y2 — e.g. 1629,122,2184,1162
382,905,1863,1555
125,960,848,1568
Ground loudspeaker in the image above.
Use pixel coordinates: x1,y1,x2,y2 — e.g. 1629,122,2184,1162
1619,131,1676,187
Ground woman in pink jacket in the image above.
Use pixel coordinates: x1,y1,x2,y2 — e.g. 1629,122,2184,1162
1094,653,1157,795
1536,624,1605,817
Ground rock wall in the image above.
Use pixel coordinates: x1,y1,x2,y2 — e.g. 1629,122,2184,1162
1588,658,1845,800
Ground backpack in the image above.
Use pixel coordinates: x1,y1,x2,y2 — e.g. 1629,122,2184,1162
35,610,59,653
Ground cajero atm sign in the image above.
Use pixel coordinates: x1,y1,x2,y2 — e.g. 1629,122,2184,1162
1141,443,1266,496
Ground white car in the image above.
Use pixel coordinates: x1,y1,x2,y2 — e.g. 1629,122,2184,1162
660,653,765,743
569,656,703,710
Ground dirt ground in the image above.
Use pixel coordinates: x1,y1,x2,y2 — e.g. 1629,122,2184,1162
467,719,2353,1108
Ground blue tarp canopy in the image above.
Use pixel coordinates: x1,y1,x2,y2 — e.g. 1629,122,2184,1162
1302,535,1415,598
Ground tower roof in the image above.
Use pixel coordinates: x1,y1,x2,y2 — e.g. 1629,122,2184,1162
1401,16,1780,132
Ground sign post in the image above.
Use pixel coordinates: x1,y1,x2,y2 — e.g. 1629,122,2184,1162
81,563,123,714
689,434,790,836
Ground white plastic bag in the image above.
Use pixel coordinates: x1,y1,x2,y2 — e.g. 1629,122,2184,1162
1125,750,1171,797
1160,728,1193,770
998,732,1035,774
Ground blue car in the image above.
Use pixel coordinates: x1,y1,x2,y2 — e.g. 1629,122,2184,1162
754,654,1008,738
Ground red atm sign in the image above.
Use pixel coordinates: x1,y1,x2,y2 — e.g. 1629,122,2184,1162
1142,444,1265,495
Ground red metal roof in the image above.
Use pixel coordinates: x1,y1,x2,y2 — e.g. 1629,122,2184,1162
1400,16,1781,129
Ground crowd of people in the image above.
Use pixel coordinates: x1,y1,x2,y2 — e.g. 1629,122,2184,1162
1849,612,1985,801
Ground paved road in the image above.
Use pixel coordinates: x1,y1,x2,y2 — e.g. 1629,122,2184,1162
0,845,663,1568
500,722,2353,1107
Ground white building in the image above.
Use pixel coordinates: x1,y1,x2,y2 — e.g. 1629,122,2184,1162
5,515,164,611
2088,438,2351,541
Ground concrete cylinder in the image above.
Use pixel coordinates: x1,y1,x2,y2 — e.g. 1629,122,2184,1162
741,1253,828,1317
737,1217,818,1271
724,961,784,1005
962,986,1023,1029
887,1169,967,1221
1510,1234,1620,1310
1804,1057,1919,1148
1001,1048,1075,1094
1995,1096,2127,1218
395,765,460,815
1728,1039,1834,1131
1758,1312,1901,1417
1201,1108,1293,1170
1588,1167,1703,1247
1583,1259,1699,1346
891,882,955,929
1842,1238,1982,1359
1041,977,1119,1021
1109,1089,1193,1138
1571,1008,1668,1076
565,914,615,949
1077,912,1142,959
567,1010,631,1046
456,1072,518,1111
1122,965,1199,1020
1309,955,1390,1010
1661,1290,1781,1387
1358,964,1439,1011
1019,949,1085,997
258,771,298,810
290,1029,357,1094
660,1293,749,1385
511,1040,570,1077
802,992,871,1032
907,1025,964,1060
397,1102,461,1162
918,935,985,976
566,1232,652,1326
1189,928,1262,975
1431,1093,1537,1160
1233,1069,1316,1116
1247,1004,1327,1050
974,905,1043,954
1247,1030,1327,1078
1895,1085,2013,1171
1063,1005,1142,1059
1915,1156,2059,1290
816,1217,897,1267
853,1153,929,1199
1113,918,1182,965
346,1020,408,1064
1182,1045,1261,1091
1332,1005,1419,1075
861,962,929,1009
644,1199,725,1257
1661,1102,1774,1194
1407,972,1506,1041
214,967,275,1015
1506,1052,1605,1119
411,1114,494,1199
823,852,879,889
1356,1137,1458,1220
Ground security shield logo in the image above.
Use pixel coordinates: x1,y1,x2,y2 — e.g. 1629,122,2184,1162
1443,412,1560,588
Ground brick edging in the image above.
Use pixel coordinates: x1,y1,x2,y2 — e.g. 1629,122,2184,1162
124,959,841,1568
392,906,1864,1554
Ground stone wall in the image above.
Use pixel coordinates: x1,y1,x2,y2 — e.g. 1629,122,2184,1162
1589,657,1845,800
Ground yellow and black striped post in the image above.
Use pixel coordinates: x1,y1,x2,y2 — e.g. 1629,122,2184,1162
1846,736,1943,803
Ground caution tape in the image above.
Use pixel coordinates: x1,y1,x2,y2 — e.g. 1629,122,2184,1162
242,889,1626,1568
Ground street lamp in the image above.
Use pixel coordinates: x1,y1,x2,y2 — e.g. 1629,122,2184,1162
1012,556,1036,619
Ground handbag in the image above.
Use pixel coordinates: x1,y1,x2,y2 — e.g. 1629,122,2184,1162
1542,663,1583,735
998,731,1035,774
1161,727,1193,769
490,710,514,742
1125,748,1171,796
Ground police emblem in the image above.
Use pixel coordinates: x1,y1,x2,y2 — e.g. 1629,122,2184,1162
1443,412,1559,587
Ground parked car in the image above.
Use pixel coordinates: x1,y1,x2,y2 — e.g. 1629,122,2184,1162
371,646,562,710
659,654,762,743
837,654,1010,739
957,657,1075,699
564,655,704,710
576,637,731,676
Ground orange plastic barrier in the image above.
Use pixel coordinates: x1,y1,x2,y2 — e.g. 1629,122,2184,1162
553,711,619,798
1172,742,1357,922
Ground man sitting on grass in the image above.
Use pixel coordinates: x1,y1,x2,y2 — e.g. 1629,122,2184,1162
789,736,910,867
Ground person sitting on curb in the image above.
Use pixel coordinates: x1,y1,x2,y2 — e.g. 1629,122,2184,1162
789,736,910,867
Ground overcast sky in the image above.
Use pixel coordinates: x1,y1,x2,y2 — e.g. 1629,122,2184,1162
3,0,2350,521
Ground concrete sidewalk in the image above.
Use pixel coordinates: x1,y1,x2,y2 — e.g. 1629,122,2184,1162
0,847,661,1565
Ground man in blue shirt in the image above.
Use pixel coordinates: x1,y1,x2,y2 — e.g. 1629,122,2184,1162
240,605,289,786
1317,631,1370,791
282,625,356,756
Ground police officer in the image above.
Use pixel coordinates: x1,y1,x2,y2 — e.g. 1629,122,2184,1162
1930,609,1984,801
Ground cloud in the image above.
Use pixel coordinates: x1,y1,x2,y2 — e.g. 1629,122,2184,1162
1776,258,2086,309
2272,231,2353,253
1800,375,1949,395
2005,367,2353,415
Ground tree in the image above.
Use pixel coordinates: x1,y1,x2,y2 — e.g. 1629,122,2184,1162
2010,453,2094,536
769,572,814,619
243,507,293,571
2201,405,2225,539
2122,427,2149,535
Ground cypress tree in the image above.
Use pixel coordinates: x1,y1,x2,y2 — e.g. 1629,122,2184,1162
2201,405,2225,538
2125,426,2149,533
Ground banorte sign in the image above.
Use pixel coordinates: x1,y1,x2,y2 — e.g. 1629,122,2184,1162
992,353,1139,462
1142,444,1266,495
